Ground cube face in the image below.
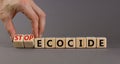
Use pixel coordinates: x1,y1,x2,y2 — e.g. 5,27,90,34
56,38,66,48
13,34,24,48
45,38,56,48
86,37,97,48
97,37,107,48
23,34,34,48
35,38,44,48
13,42,24,48
76,37,86,48
66,38,75,48
13,34,24,42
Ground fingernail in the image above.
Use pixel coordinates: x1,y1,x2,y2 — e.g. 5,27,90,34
10,36,13,42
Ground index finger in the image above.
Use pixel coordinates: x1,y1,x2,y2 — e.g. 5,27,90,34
20,5,39,38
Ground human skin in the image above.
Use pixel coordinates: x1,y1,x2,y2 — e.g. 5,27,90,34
0,0,46,39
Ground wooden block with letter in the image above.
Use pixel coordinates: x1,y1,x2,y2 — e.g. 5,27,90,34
45,38,56,48
56,38,66,48
23,34,34,48
35,38,45,48
66,37,75,48
86,37,97,48
76,37,86,48
97,37,107,48
13,34,24,48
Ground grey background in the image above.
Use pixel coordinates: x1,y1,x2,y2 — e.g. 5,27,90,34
0,0,120,64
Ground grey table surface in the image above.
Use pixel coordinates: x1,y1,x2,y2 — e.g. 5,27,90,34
0,42,120,64
0,0,120,64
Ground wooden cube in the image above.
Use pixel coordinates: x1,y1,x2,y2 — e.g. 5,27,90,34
66,38,75,48
56,38,66,48
97,37,107,48
23,34,34,48
86,37,97,48
34,38,44,48
13,34,24,48
76,37,86,48
45,38,56,48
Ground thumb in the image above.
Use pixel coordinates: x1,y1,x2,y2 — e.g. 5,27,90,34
2,17,16,40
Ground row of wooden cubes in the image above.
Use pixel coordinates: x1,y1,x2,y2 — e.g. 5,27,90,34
13,34,107,48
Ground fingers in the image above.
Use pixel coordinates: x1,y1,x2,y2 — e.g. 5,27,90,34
20,5,39,38
30,1,46,37
2,17,16,39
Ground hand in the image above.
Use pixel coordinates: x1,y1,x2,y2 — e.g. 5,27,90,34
0,0,46,39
